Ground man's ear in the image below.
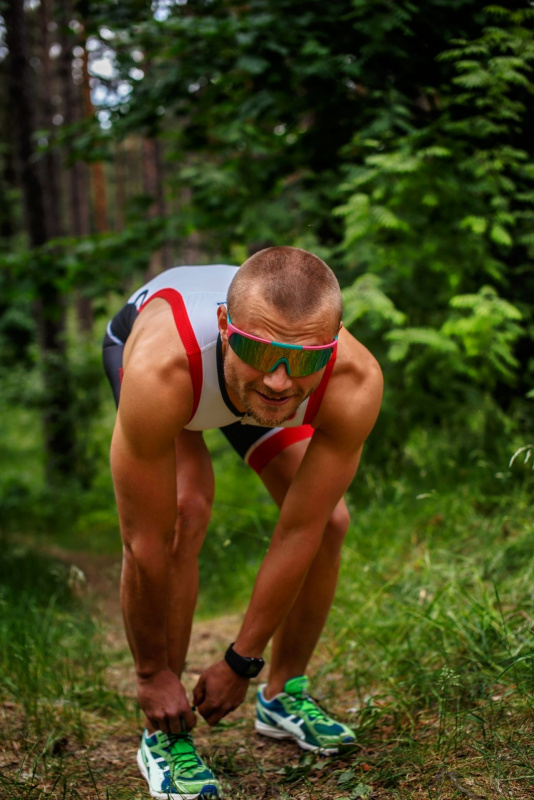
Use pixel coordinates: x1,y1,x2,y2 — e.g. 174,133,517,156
217,304,228,336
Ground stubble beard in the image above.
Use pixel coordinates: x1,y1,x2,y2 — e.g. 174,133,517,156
240,386,304,426
224,364,309,427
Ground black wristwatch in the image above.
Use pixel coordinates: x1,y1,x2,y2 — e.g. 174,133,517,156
224,643,265,678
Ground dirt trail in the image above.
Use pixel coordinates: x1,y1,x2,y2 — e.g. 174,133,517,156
5,549,525,799
47,549,363,800
0,547,368,799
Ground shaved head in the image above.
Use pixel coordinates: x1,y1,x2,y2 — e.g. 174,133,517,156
227,246,343,333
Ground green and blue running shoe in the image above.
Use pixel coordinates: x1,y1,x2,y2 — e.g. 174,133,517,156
255,676,356,755
137,729,221,799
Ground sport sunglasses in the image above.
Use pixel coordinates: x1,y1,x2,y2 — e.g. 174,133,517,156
226,312,338,377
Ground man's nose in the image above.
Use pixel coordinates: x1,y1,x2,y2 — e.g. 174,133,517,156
262,363,292,391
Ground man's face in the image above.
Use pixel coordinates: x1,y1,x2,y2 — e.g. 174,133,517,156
218,297,338,428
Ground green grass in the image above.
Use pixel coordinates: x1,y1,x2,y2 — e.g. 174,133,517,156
319,477,534,797
0,538,131,800
0,541,126,735
1,470,533,797
1,346,534,797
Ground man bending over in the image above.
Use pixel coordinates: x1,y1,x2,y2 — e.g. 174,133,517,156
103,246,383,799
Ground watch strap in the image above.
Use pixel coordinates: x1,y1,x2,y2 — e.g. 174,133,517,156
224,643,265,678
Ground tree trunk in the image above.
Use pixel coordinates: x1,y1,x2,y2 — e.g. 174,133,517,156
0,81,16,240
114,141,125,231
81,44,108,235
4,0,78,485
58,0,94,332
142,136,172,277
38,0,64,241
154,137,173,270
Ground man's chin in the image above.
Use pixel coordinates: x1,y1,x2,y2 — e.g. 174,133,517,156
249,411,292,427
244,397,301,427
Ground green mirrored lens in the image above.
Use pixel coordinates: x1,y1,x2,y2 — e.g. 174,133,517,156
228,333,332,376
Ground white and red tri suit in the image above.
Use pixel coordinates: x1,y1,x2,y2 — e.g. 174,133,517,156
103,265,335,473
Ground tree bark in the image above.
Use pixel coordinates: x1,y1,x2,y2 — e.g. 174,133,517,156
58,0,94,332
4,0,78,485
81,44,108,235
114,140,126,231
142,136,172,277
38,0,64,241
0,73,16,240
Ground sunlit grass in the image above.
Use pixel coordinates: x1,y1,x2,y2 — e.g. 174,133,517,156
319,480,534,797
1,349,534,796
0,542,126,730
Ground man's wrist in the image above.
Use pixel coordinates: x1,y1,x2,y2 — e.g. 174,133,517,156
136,662,170,681
224,643,265,678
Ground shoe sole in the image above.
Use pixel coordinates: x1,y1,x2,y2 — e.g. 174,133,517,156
136,749,220,799
254,720,340,755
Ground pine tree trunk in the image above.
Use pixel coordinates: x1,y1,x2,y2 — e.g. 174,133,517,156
4,0,78,485
82,45,108,235
142,136,172,276
0,85,16,240
114,141,126,232
38,0,64,241
58,0,93,333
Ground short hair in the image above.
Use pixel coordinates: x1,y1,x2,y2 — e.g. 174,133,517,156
227,246,343,328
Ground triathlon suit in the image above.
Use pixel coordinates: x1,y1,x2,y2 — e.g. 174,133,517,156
102,265,336,474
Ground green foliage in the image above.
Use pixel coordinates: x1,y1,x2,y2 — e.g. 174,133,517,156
0,218,169,306
321,462,534,792
336,5,534,459
443,285,523,381
0,326,120,546
0,538,122,735
88,0,491,260
342,273,406,330
2,4,534,794
384,285,523,386
4,0,533,488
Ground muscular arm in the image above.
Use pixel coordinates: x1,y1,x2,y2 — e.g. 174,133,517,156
234,339,383,654
111,418,178,676
195,338,383,723
234,431,362,656
110,304,196,731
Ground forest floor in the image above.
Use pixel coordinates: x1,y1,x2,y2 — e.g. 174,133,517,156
1,549,375,800
1,547,532,800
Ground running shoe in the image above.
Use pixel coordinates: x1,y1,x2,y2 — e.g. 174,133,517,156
137,729,221,799
255,675,356,755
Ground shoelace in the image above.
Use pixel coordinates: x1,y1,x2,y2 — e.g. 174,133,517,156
166,734,203,775
289,693,331,722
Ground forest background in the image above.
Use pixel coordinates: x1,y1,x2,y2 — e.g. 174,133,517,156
1,1,534,798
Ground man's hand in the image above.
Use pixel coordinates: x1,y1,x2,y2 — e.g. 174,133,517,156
137,668,197,733
193,660,249,726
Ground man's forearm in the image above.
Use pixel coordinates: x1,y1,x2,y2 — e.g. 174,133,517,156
120,541,172,676
233,524,322,656
119,523,200,733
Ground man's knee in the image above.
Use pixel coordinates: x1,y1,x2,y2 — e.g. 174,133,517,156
322,503,351,554
171,493,213,556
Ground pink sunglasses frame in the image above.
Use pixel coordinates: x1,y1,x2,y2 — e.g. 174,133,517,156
226,315,338,352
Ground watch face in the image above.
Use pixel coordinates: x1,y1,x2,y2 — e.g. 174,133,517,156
245,660,262,678
225,644,264,678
